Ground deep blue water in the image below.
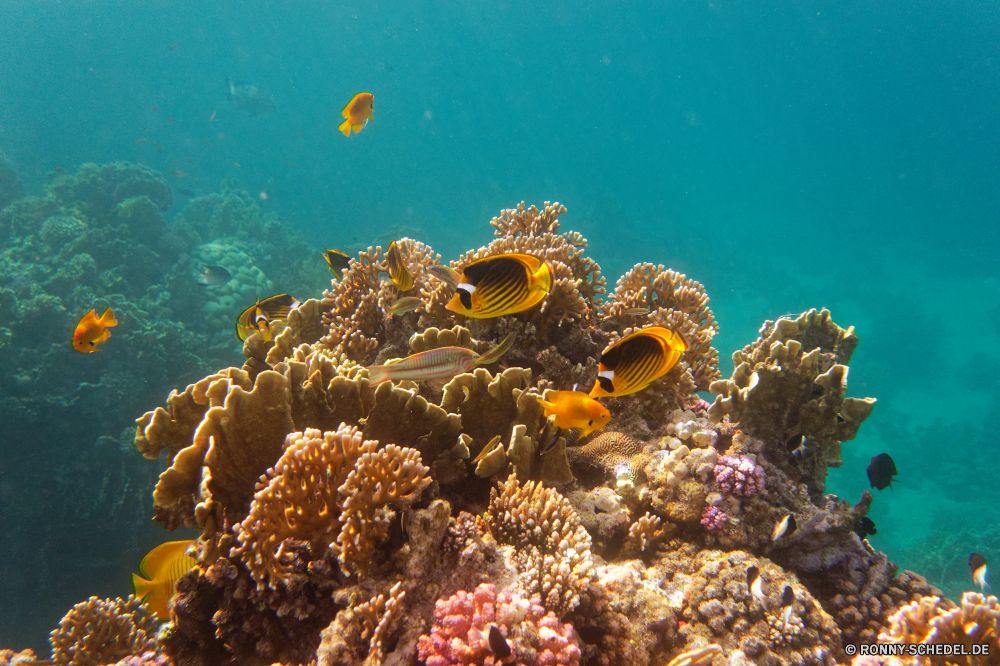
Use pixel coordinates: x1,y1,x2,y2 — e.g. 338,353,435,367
1,0,997,651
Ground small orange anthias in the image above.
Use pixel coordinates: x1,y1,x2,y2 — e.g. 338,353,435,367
72,307,118,352
339,92,374,136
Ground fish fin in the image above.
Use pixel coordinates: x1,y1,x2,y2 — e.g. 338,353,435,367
132,572,152,598
535,396,555,415
339,119,352,135
531,261,553,293
367,367,388,384
352,122,365,133
138,541,191,580
475,332,516,366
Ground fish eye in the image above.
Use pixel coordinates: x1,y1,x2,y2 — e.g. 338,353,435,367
588,420,593,426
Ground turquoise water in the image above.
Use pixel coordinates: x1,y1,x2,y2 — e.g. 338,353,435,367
1,0,997,652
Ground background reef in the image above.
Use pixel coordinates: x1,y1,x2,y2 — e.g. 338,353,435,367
0,160,330,649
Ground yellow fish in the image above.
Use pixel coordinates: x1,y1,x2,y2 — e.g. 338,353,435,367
536,390,611,438
72,307,118,353
339,92,374,136
446,253,552,318
235,294,301,342
589,326,687,397
386,240,414,291
131,540,197,620
323,249,351,274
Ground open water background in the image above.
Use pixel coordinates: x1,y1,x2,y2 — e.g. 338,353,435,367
0,0,997,651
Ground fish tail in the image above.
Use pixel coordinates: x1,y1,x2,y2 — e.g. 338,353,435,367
99,308,118,327
367,366,388,384
338,119,352,136
132,572,151,599
531,261,553,294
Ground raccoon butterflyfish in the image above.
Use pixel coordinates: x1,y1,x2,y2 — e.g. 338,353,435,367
339,92,374,136
323,249,351,274
366,332,515,385
535,390,611,438
866,453,897,491
386,240,414,291
131,539,197,620
196,265,231,287
235,294,301,342
588,326,687,398
72,307,118,353
446,253,553,319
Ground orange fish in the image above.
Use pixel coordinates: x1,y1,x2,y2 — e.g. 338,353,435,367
536,390,611,438
339,92,374,136
72,308,118,353
131,540,197,620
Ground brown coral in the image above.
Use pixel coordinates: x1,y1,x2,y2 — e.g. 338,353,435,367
879,592,999,665
49,596,156,666
707,308,876,500
485,475,595,615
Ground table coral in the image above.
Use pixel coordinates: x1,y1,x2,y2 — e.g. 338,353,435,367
49,595,156,666
417,583,582,666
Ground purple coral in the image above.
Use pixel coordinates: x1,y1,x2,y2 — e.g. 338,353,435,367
700,505,728,530
713,455,765,497
417,582,581,666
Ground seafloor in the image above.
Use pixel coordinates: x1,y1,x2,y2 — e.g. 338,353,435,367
0,160,995,666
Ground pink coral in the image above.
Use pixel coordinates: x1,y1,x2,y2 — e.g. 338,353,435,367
108,653,172,666
700,505,728,530
417,583,581,666
713,454,765,497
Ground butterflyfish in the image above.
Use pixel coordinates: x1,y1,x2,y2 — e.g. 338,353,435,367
588,326,687,398
427,264,460,290
535,390,611,438
386,240,414,291
72,307,118,353
196,265,231,287
339,92,374,136
446,253,553,318
366,332,515,385
131,539,197,620
235,294,301,342
970,553,989,591
387,296,421,316
866,453,897,491
746,566,765,604
323,249,351,274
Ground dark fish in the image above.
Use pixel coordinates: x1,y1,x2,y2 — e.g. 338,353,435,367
323,249,351,274
785,433,806,456
866,453,898,491
746,566,765,603
852,516,877,539
226,79,276,116
970,553,988,591
446,253,552,318
589,326,687,398
780,585,795,626
771,514,796,541
236,294,300,342
196,265,232,287
386,240,414,291
487,625,511,658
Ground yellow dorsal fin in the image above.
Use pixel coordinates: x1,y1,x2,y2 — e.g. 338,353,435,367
138,540,193,580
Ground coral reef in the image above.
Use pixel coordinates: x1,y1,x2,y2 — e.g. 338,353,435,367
6,196,955,666
49,595,157,666
878,591,999,665
0,150,24,211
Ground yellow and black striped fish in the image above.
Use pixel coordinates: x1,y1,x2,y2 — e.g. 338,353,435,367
386,240,414,291
235,293,301,342
588,326,687,397
445,253,552,318
323,248,351,274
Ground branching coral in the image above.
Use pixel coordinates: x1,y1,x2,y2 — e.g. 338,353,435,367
49,596,156,666
485,475,595,615
417,583,582,666
878,592,999,665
